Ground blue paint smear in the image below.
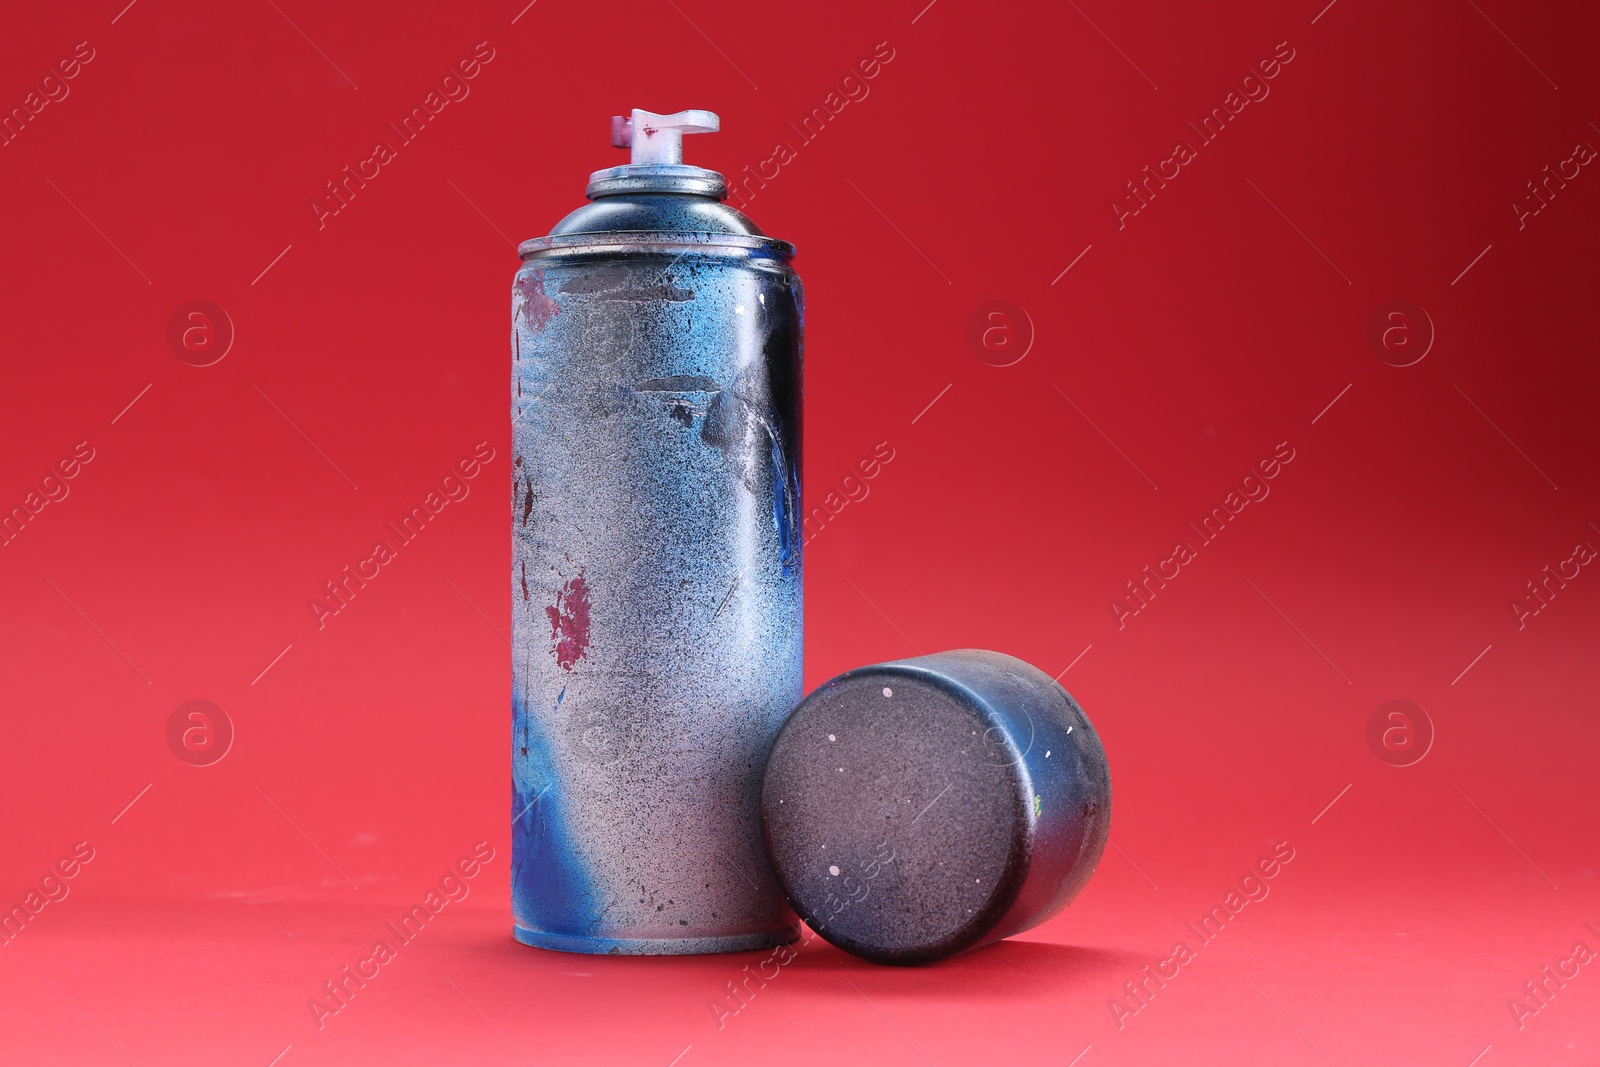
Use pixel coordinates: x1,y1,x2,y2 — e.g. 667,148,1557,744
511,685,603,937
768,430,799,578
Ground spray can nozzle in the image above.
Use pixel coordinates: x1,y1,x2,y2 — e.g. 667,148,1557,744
610,108,720,166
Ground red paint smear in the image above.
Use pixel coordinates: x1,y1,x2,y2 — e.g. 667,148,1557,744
520,561,529,602
516,271,559,331
545,569,590,671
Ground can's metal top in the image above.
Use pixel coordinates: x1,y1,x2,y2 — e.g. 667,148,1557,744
520,108,792,260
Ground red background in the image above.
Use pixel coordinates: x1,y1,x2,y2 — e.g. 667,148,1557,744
2,0,1597,1063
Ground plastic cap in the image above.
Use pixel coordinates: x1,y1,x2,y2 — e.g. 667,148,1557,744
610,108,720,166
760,650,1112,965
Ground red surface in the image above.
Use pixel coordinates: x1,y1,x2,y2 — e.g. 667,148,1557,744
2,0,1597,1063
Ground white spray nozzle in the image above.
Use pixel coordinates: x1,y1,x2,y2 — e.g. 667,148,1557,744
610,108,720,166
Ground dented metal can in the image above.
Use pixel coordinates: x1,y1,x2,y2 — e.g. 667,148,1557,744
510,109,803,954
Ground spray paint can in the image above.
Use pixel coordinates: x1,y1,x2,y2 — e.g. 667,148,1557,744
511,109,803,954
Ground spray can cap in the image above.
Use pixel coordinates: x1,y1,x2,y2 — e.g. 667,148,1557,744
532,107,784,249
587,108,726,200
610,108,720,165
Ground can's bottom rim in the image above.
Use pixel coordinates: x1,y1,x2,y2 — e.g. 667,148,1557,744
513,923,799,956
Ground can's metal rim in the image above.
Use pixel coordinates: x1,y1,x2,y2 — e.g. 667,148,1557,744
518,231,796,260
586,164,727,200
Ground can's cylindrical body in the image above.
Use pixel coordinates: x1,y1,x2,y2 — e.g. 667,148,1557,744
511,161,803,954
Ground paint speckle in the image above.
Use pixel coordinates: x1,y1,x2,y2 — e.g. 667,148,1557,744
1045,750,1051,758
827,734,836,742
545,569,591,671
635,374,721,392
882,687,893,698
1034,794,1043,817
828,865,840,876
